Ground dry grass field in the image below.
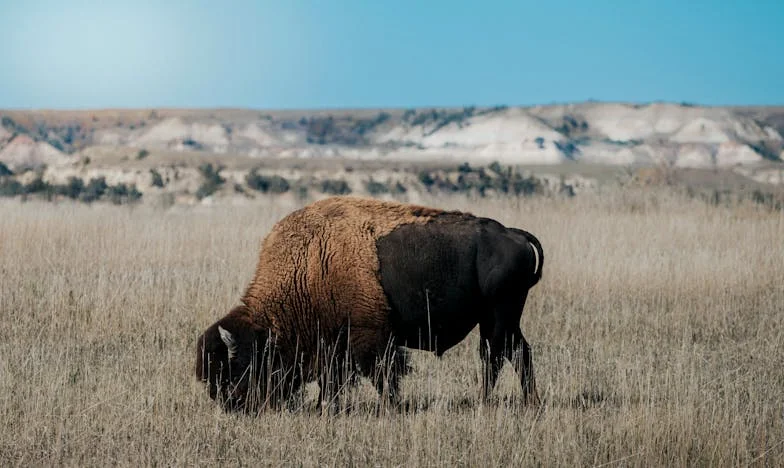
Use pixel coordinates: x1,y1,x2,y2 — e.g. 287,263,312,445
1,190,783,466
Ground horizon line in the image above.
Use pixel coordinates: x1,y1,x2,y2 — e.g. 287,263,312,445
2,99,784,113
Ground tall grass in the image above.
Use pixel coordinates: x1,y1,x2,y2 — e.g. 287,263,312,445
1,191,782,466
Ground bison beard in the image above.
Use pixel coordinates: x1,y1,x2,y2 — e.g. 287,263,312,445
196,196,544,413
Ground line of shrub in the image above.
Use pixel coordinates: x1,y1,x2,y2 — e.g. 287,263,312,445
320,178,351,195
417,161,545,197
365,177,407,195
0,175,142,204
245,169,291,194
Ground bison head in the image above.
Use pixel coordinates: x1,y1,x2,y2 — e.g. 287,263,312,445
195,307,282,412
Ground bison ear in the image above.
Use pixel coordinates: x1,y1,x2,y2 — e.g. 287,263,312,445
218,325,238,360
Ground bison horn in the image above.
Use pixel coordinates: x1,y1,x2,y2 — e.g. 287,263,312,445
218,326,238,360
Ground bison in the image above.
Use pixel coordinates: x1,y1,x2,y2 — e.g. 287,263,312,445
196,196,544,413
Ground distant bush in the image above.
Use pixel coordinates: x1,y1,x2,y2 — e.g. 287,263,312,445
149,169,165,188
0,161,13,176
44,134,65,152
750,189,784,211
182,139,204,150
418,171,435,188
137,149,150,160
198,163,224,183
475,105,508,116
24,177,52,196
749,141,782,162
410,107,477,136
559,183,576,198
0,178,23,197
410,110,436,127
556,115,589,136
267,175,290,193
365,177,408,196
56,177,85,199
511,173,543,196
602,138,642,147
306,116,335,145
365,178,389,195
295,184,309,200
555,141,579,159
245,170,290,194
352,112,391,136
320,178,351,195
1,116,18,131
81,177,108,203
487,161,506,177
107,183,142,205
196,163,225,200
458,162,472,174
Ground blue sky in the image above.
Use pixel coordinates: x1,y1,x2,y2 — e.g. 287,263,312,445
0,0,782,109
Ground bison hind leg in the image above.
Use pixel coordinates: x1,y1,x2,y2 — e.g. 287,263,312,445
510,333,541,407
480,325,541,407
479,333,505,402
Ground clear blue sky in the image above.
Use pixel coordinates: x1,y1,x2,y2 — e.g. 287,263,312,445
1,0,782,109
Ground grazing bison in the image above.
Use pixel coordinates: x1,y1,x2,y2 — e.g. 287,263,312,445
196,196,544,412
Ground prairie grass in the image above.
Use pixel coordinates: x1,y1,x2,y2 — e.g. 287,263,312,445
1,190,782,467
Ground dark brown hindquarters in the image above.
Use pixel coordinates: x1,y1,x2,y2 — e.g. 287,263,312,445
376,214,542,405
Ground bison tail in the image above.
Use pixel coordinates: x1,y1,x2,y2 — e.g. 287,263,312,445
520,230,544,287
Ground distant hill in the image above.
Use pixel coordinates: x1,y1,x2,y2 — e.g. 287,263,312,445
1,102,783,173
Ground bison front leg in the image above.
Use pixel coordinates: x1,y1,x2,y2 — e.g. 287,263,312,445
315,333,355,415
317,356,350,415
372,345,409,411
